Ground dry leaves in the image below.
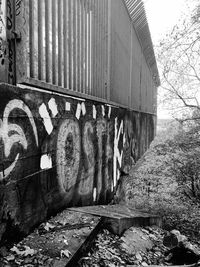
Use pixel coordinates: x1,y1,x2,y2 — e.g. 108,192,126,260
10,246,36,257
60,249,71,258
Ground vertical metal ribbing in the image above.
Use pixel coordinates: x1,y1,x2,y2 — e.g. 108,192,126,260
52,0,57,85
80,0,84,93
38,0,44,80
79,0,83,92
100,0,103,98
58,0,63,86
29,0,35,78
45,0,51,83
97,0,100,97
76,0,80,92
82,0,86,93
86,0,89,94
72,0,76,90
87,0,91,94
63,0,68,88
102,0,105,99
68,0,72,89
104,0,108,99
90,0,94,96
92,0,97,97
99,0,102,98
107,0,111,101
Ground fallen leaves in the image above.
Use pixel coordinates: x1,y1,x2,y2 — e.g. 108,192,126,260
10,246,36,257
44,222,55,232
60,249,71,258
78,227,170,267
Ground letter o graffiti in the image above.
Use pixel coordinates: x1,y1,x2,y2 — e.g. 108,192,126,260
56,119,80,193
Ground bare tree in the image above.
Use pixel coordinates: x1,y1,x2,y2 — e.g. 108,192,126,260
157,1,200,123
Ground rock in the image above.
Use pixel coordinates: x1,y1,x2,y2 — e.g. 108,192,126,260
141,261,148,266
135,252,142,261
0,247,8,257
163,229,187,249
120,228,153,255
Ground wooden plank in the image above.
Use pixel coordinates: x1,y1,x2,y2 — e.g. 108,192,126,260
69,204,161,236
2,210,102,267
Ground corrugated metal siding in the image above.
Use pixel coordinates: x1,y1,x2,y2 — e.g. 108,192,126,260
110,0,131,107
0,0,159,115
23,0,109,99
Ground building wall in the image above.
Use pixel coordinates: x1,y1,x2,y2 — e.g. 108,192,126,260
0,83,156,241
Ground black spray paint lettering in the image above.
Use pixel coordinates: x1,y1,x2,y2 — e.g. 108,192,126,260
7,0,12,30
56,119,81,193
16,0,22,16
79,121,95,196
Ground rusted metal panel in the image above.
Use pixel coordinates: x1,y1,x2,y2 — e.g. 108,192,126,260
0,0,17,84
110,0,131,107
0,0,8,82
0,83,156,243
0,0,158,116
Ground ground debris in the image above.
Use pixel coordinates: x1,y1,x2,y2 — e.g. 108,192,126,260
78,226,169,266
0,209,100,266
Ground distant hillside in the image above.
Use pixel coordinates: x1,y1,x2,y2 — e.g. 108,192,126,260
156,119,180,138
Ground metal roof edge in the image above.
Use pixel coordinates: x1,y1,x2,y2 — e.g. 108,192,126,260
124,0,160,87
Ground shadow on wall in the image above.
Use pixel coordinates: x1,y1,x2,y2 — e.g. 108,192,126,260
0,84,155,243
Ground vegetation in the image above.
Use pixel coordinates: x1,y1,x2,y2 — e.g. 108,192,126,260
125,0,200,241
126,120,200,242
157,0,200,122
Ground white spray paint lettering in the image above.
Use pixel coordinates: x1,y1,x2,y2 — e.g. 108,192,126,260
102,105,105,117
81,102,86,116
0,100,38,180
65,102,71,111
93,105,97,119
113,118,124,187
40,154,52,170
39,103,53,135
108,106,112,119
75,103,82,120
93,187,97,202
48,98,58,117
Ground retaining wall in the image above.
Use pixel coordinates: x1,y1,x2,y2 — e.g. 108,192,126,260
0,83,156,242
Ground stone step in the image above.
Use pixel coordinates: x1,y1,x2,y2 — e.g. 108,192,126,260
69,204,162,236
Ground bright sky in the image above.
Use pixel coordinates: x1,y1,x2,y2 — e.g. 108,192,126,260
144,0,188,119
144,0,187,44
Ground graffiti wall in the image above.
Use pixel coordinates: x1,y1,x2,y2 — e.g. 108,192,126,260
0,84,156,242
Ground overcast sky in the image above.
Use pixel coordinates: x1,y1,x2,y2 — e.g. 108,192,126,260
144,0,187,44
144,0,188,119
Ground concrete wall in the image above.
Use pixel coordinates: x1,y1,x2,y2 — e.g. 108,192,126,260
0,83,156,242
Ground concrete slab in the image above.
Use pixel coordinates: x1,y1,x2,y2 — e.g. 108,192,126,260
69,204,161,236
1,210,101,267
